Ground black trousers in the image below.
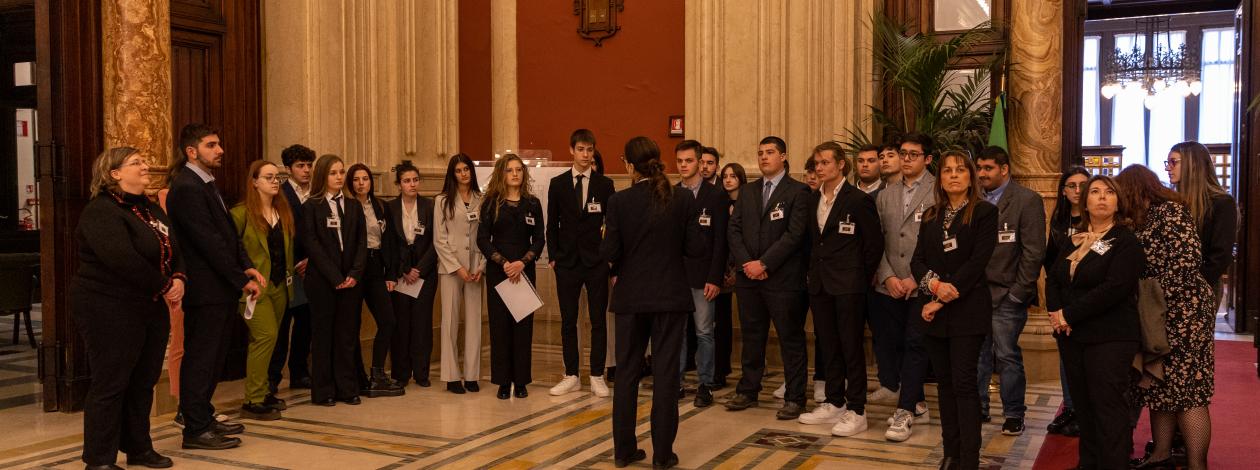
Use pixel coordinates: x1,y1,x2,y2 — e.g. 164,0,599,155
925,334,985,470
390,276,437,383
363,250,397,368
613,311,686,462
734,287,808,404
554,263,609,376
73,292,169,465
713,291,734,380
810,292,867,413
178,302,235,438
1060,338,1137,470
307,274,364,401
268,301,311,393
487,269,535,386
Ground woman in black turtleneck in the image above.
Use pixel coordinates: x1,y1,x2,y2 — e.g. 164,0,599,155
73,147,185,470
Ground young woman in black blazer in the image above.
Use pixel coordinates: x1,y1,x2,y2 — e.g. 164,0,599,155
346,163,406,396
909,151,997,470
386,162,440,388
1044,175,1143,470
73,148,184,469
1042,166,1090,436
301,154,368,406
477,154,546,400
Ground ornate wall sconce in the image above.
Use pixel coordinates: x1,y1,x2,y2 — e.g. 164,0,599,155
574,0,624,47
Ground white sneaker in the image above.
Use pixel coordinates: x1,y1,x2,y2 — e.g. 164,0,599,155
830,409,868,437
798,403,845,425
813,381,826,403
886,401,931,425
773,383,786,399
866,386,899,404
885,408,914,442
549,375,582,396
590,375,610,398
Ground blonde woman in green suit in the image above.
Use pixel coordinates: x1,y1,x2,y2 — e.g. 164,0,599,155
231,160,297,420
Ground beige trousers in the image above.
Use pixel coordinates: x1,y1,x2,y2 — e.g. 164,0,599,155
440,273,483,382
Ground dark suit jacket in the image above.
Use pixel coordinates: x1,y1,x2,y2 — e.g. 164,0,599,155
1199,193,1238,285
282,182,307,261
727,174,811,291
682,181,730,289
385,196,438,282
300,194,368,286
807,182,884,296
547,170,615,268
166,168,253,306
984,181,1047,306
601,183,699,314
910,201,998,338
1044,225,1143,344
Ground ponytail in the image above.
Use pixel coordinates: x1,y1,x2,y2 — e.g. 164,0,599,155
624,136,673,210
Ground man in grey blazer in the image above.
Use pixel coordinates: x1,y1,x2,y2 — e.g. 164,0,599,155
871,133,937,442
975,146,1046,436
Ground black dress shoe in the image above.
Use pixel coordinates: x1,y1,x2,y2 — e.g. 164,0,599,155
776,402,804,420
213,420,245,435
85,465,124,470
1001,417,1024,436
725,393,758,411
448,381,467,394
652,452,679,469
240,402,281,421
464,381,480,392
291,376,313,389
938,456,959,469
514,384,529,398
497,384,511,400
1047,409,1074,434
614,449,647,468
1130,456,1175,469
263,394,288,411
417,378,432,387
338,396,362,405
313,398,336,406
125,450,173,468
693,385,714,408
182,431,242,450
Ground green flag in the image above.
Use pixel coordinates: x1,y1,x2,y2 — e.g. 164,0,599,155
987,93,1007,151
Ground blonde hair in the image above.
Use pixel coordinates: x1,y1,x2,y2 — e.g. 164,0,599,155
1170,141,1229,229
90,147,142,198
482,154,532,221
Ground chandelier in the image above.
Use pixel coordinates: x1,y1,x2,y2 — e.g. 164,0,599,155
1100,16,1202,109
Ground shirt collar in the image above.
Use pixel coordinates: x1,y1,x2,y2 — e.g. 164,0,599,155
858,179,881,193
680,178,702,195
984,177,1011,204
186,163,215,183
902,172,933,190
763,169,786,188
572,167,591,180
822,179,846,200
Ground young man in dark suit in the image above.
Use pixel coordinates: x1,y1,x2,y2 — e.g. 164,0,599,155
674,140,729,407
547,129,616,397
797,142,884,437
166,124,263,450
724,136,812,420
975,146,1046,435
268,144,316,400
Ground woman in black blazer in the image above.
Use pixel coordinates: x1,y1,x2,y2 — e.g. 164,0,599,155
73,148,183,469
477,154,546,400
386,162,440,389
910,151,997,470
345,163,405,396
301,154,368,406
1044,175,1143,470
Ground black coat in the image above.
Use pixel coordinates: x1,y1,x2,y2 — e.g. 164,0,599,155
478,196,546,279
727,175,811,291
546,171,615,268
910,201,998,338
166,168,252,306
73,192,186,301
360,196,402,278
601,183,700,314
806,182,884,296
300,194,368,286
1045,225,1144,344
1199,193,1237,285
682,181,730,289
282,182,307,261
385,196,438,282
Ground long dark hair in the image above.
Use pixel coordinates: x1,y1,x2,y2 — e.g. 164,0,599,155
625,136,671,209
345,163,377,201
1051,166,1091,231
1170,141,1230,229
1115,165,1180,229
440,153,481,219
720,162,747,199
1077,175,1131,232
924,150,981,225
309,154,344,198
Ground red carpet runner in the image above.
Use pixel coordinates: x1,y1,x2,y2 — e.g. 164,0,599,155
1032,339,1257,469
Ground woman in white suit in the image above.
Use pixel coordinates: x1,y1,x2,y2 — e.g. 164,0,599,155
434,153,487,394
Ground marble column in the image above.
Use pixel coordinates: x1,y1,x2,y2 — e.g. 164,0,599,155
101,0,172,186
490,0,520,155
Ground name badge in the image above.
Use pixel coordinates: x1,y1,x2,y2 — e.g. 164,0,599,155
1090,238,1112,255
838,214,855,235
943,237,958,252
415,225,426,236
914,211,924,222
525,215,536,226
153,220,169,236
586,201,602,213
998,224,1016,243
466,212,479,222
769,203,785,221
286,274,294,286
1067,227,1078,237
698,211,712,227
326,217,340,228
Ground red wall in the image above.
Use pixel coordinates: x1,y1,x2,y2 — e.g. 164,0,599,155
459,0,492,162
516,0,684,174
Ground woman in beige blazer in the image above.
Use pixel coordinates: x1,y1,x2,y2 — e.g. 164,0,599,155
434,154,487,394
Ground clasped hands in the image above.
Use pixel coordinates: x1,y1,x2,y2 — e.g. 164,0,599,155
742,260,769,280
919,279,959,322
1047,310,1072,336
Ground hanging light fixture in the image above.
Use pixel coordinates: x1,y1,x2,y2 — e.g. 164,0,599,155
1101,16,1202,109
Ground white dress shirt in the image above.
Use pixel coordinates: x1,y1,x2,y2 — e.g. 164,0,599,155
572,167,591,205
817,180,846,232
325,191,344,251
402,197,419,245
363,199,382,249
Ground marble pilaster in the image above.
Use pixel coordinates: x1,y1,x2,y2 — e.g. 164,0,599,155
101,0,172,186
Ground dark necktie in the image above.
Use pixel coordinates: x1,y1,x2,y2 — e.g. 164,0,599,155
207,181,227,213
575,174,586,212
332,194,345,219
762,180,773,211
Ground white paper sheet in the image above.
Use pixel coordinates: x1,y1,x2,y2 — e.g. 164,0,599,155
395,277,424,299
244,295,257,320
495,277,543,322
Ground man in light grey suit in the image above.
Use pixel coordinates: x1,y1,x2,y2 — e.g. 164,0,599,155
974,146,1046,437
871,133,937,442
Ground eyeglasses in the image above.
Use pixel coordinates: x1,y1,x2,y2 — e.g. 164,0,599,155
1064,182,1084,190
257,175,281,183
1163,159,1180,168
897,150,925,161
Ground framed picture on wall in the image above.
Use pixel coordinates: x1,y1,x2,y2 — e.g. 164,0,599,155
668,115,684,137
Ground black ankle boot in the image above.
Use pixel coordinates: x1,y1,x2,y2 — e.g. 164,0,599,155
364,367,405,397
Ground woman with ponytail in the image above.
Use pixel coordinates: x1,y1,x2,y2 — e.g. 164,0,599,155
602,136,700,469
